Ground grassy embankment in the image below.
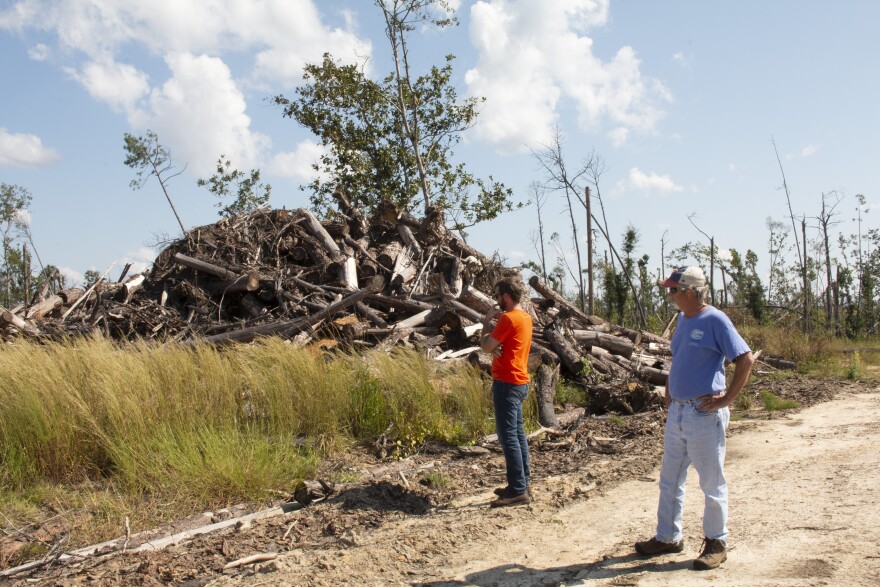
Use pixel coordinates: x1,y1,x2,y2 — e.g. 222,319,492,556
0,338,493,548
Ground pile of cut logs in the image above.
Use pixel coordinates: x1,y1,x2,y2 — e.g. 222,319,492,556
1,193,670,416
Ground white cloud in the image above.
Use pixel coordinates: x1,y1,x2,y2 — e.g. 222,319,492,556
269,140,327,183
0,127,61,167
0,0,370,88
613,167,683,196
508,249,525,259
466,0,669,152
672,51,693,68
0,0,376,184
58,266,84,287
123,246,156,274
66,58,150,113
131,52,271,176
27,42,49,60
800,144,819,158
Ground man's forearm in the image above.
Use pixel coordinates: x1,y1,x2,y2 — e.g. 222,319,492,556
724,352,755,404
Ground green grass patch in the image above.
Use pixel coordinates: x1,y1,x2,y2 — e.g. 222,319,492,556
0,338,492,547
760,391,800,413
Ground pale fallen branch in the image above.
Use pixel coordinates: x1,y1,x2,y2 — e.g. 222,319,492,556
223,552,277,570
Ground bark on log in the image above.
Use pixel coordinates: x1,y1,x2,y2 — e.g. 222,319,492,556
543,326,584,375
534,363,560,427
447,256,463,298
571,330,635,358
378,241,402,270
172,253,239,280
196,276,384,345
205,273,261,296
458,284,495,314
299,209,341,255
398,224,423,258
333,190,368,238
528,276,604,327
0,306,39,336
392,309,431,330
25,294,63,320
389,246,416,292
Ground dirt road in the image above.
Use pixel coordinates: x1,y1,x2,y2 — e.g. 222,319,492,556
216,388,880,587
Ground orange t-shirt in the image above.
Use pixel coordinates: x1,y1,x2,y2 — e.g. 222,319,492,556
490,309,533,384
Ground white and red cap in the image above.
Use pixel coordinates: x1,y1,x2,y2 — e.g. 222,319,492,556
659,266,706,288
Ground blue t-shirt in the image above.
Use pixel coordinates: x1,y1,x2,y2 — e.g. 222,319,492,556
668,306,751,401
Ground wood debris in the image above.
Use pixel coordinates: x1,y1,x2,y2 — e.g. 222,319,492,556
3,193,672,415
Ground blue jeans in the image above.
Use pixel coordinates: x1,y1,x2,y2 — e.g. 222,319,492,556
656,399,730,546
492,380,530,495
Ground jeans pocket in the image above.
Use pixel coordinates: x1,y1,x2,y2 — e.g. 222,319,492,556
693,402,716,416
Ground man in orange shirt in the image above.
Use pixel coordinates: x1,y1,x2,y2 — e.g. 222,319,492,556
480,277,534,507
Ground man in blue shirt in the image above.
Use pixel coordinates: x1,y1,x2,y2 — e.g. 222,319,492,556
635,266,755,571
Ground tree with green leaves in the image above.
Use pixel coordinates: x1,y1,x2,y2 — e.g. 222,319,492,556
0,183,32,306
198,156,271,217
123,130,186,234
274,0,514,229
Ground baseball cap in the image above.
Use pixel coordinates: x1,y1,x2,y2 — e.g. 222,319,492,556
659,266,706,288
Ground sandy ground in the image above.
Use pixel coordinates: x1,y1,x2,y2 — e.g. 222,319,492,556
214,388,880,587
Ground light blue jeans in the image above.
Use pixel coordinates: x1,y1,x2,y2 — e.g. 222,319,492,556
655,399,730,546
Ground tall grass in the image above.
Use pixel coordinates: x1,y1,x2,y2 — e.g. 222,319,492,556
0,339,491,510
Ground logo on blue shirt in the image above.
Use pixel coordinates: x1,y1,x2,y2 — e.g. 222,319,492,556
690,329,704,340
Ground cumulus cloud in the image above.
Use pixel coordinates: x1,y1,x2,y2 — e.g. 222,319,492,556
613,167,683,196
269,140,328,183
466,0,669,151
0,127,61,167
0,0,371,173
131,53,271,176
66,59,150,113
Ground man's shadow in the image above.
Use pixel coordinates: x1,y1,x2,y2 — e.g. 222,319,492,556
414,552,692,586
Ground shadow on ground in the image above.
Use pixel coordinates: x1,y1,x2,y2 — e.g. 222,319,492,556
414,552,693,586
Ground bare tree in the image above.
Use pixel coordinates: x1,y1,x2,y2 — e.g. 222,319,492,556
528,182,550,281
531,131,646,326
815,191,843,330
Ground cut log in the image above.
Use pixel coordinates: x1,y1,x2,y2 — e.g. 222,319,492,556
299,209,341,255
543,326,584,376
0,306,39,336
534,363,560,427
195,276,384,345
377,241,402,271
528,276,605,327
389,245,416,292
458,284,495,314
571,330,635,358
172,253,239,280
397,224,423,258
447,257,463,298
392,309,431,330
24,294,63,320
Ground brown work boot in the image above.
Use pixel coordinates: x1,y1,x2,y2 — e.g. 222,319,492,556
490,491,530,507
693,538,727,570
494,485,533,498
635,537,685,556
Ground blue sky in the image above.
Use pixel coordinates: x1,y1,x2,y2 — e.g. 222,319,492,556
1,0,878,288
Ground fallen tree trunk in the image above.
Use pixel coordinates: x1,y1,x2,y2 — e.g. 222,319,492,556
195,276,384,345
